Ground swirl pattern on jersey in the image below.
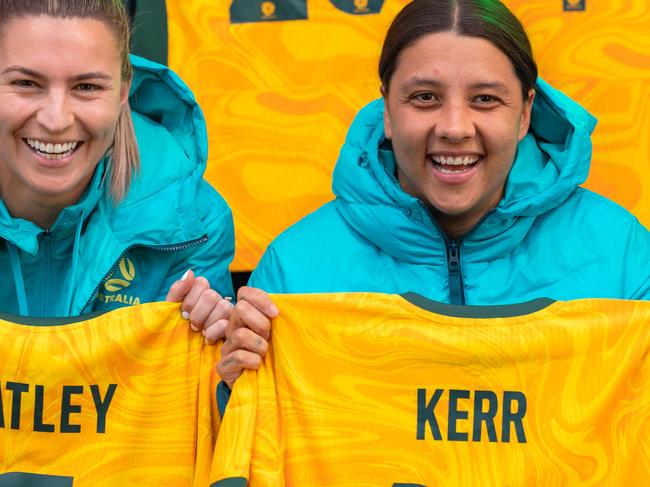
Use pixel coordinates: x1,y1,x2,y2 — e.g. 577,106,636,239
213,293,650,485
0,303,219,487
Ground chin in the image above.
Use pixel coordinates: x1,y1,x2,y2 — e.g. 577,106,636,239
429,199,475,217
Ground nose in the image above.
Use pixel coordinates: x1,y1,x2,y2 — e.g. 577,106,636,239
435,102,476,142
35,90,74,133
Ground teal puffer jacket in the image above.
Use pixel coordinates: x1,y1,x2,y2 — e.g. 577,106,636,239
1,55,234,317
250,79,650,303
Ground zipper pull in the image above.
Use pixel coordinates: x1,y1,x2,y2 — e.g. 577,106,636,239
448,242,460,273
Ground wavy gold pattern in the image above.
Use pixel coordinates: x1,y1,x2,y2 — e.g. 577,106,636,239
212,293,650,484
167,1,650,269
0,303,219,486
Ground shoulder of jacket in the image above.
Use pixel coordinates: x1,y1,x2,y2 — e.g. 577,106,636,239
565,188,640,223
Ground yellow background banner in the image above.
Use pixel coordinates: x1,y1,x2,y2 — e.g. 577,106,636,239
167,0,650,270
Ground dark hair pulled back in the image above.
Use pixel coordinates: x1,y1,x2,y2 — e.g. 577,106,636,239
379,0,537,99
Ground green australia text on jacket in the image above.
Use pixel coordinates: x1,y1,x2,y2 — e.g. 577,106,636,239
1,55,234,317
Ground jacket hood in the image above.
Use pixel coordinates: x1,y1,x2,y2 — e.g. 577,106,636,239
125,54,208,205
332,78,597,263
107,54,210,243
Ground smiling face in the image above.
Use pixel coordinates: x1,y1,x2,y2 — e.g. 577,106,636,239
0,15,129,226
383,31,534,239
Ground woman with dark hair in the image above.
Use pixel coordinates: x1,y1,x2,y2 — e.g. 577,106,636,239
216,0,650,387
0,0,234,328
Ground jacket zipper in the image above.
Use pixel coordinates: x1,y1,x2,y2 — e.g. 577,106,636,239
445,239,464,305
419,202,495,305
41,229,51,314
80,235,209,313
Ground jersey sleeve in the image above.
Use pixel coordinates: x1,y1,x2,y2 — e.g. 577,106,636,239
209,345,285,485
209,369,258,485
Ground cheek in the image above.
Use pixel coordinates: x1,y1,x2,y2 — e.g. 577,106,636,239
0,98,29,129
480,117,521,155
391,114,429,151
84,103,121,140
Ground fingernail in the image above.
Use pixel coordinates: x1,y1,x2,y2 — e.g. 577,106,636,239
201,328,208,337
191,324,200,332
181,310,190,320
269,304,279,316
224,296,233,302
181,269,191,281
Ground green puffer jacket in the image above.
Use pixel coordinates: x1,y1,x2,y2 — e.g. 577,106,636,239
250,79,650,303
1,55,234,317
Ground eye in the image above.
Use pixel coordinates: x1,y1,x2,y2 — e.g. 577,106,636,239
474,94,499,106
411,92,439,107
76,83,100,92
11,79,38,88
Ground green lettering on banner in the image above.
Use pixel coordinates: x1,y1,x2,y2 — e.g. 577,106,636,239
501,391,527,443
6,382,28,430
91,384,117,434
0,472,73,486
60,385,83,433
416,388,442,440
329,0,384,15
447,389,470,442
34,385,55,433
472,390,498,442
230,0,307,24
0,385,4,428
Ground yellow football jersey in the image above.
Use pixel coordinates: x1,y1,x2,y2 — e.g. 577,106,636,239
0,302,219,487
212,293,650,486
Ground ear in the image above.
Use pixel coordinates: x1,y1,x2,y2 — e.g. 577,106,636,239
517,88,535,141
380,85,392,140
119,78,132,107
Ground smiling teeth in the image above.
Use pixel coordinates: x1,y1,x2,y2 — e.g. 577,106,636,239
432,155,479,166
26,139,79,159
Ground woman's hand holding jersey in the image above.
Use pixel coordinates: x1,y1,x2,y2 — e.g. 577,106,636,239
217,286,278,388
167,269,235,343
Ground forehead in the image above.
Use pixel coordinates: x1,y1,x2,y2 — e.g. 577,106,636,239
0,16,121,74
391,32,519,90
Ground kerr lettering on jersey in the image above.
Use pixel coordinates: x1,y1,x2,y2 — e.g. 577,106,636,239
416,388,527,443
0,382,117,434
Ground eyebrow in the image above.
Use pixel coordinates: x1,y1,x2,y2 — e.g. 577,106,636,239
1,65,113,81
469,81,510,94
398,77,444,91
1,66,44,79
399,77,511,94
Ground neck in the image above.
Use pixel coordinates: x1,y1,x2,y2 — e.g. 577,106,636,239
2,195,62,229
432,202,500,240
0,182,86,229
436,217,478,240
434,213,480,240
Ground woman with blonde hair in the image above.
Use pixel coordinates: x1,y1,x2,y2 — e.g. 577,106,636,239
0,0,234,329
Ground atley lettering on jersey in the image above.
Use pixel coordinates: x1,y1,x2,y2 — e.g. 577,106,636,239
416,388,527,443
0,382,117,434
